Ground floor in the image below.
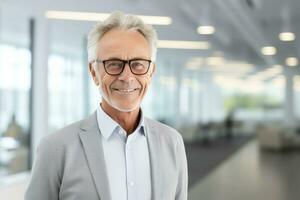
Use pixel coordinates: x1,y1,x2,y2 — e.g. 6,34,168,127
188,140,300,200
186,136,251,187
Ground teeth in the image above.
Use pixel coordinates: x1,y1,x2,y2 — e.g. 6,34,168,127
117,89,135,92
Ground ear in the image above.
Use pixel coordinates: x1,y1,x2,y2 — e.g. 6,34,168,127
89,62,99,85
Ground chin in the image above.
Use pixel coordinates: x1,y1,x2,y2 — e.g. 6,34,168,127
111,101,140,112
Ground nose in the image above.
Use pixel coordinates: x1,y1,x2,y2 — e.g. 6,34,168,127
118,63,134,81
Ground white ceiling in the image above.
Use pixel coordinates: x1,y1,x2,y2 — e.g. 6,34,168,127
1,0,300,74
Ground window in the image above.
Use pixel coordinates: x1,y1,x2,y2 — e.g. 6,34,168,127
0,44,31,177
48,54,95,132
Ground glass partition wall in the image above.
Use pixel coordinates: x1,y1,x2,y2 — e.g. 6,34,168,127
0,9,31,178
47,20,97,133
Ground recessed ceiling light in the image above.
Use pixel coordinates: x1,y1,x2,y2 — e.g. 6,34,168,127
271,64,283,69
261,46,277,55
279,32,296,41
45,11,172,25
266,66,282,74
206,56,224,66
197,26,215,35
286,57,298,67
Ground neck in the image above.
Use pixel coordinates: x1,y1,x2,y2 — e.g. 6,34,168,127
100,101,140,135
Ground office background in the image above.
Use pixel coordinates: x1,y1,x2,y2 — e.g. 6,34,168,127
0,0,300,199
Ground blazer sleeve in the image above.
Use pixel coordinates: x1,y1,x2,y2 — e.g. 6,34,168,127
175,134,188,200
25,137,62,200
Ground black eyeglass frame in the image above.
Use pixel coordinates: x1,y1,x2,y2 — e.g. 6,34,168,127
94,58,152,75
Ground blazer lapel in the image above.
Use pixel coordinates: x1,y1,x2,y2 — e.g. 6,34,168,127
145,120,163,200
78,112,111,200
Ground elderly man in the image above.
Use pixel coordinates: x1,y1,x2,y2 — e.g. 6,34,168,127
25,11,188,200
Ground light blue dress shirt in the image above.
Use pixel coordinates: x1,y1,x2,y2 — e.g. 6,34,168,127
96,106,151,200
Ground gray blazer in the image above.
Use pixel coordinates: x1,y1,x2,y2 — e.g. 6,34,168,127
25,112,188,200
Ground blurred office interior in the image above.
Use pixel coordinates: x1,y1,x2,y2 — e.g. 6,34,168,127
1,0,300,199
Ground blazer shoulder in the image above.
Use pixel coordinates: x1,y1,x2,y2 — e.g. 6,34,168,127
145,117,183,142
41,119,84,147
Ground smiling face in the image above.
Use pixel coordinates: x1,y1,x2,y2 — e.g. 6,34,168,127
89,28,155,112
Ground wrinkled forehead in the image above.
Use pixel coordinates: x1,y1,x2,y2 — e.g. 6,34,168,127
97,28,151,59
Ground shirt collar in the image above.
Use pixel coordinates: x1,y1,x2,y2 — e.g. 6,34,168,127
96,105,145,140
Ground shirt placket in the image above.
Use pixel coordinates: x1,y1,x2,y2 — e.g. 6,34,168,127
125,132,137,200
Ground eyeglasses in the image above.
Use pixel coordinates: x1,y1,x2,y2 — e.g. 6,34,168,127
94,58,152,75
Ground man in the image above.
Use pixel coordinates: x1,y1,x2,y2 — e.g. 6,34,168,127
25,11,188,200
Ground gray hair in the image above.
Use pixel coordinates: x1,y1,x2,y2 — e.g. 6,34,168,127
87,11,158,63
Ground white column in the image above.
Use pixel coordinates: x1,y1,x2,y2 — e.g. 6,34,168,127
31,13,49,160
174,63,182,127
284,68,296,127
201,71,213,123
